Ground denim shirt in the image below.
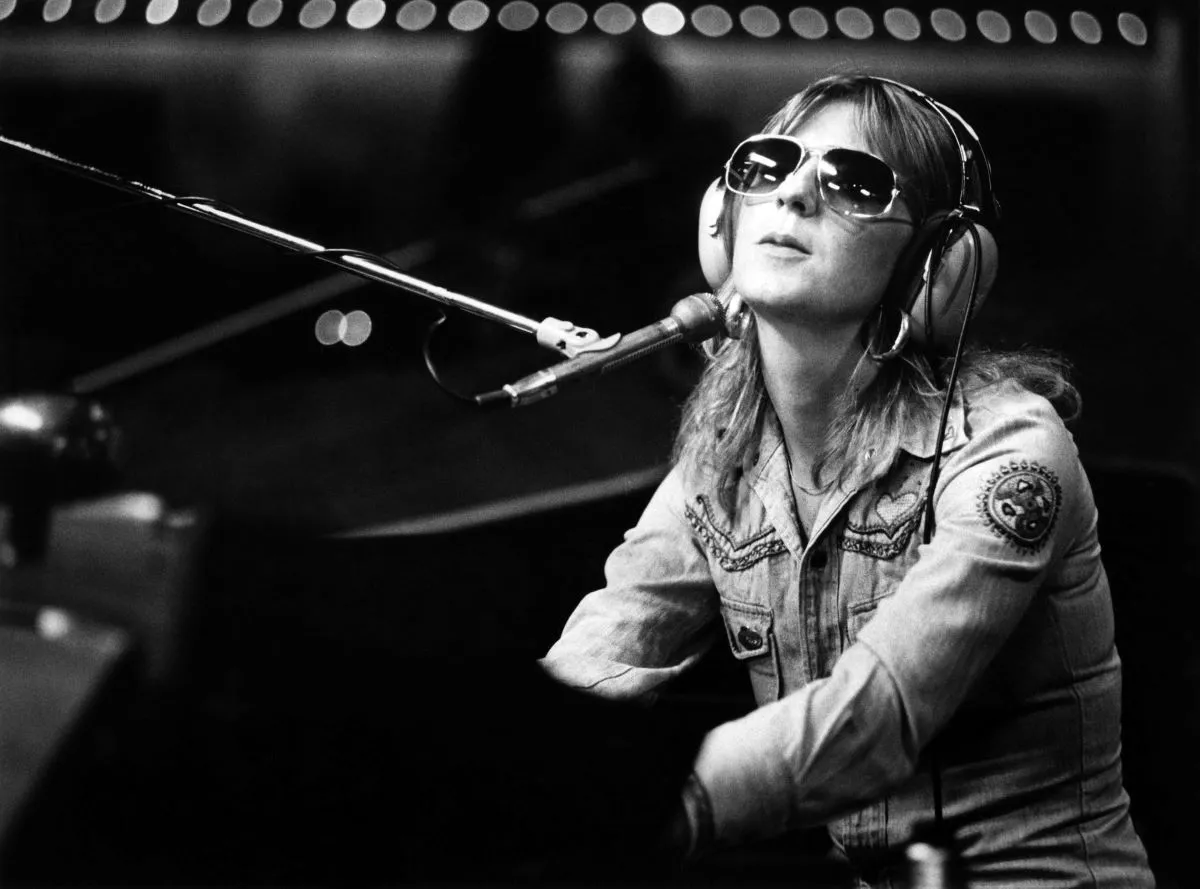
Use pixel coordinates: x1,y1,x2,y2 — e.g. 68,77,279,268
542,382,1154,888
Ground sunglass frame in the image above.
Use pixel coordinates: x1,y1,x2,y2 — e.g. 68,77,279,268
723,134,903,220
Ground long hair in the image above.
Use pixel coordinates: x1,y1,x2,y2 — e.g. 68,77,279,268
673,74,1079,509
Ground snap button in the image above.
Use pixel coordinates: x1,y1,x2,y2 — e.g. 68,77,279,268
736,626,763,651
810,550,828,572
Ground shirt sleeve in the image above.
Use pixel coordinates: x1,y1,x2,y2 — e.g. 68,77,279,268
540,466,721,700
692,391,1088,844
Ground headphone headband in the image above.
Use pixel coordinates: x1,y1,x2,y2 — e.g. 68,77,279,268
867,76,1000,227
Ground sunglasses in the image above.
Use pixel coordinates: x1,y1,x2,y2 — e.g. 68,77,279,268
724,134,902,220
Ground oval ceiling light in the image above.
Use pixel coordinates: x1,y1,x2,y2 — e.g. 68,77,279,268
1024,9,1057,43
834,6,873,39
642,2,685,35
396,0,437,30
499,0,539,30
691,4,732,36
930,7,967,41
883,7,920,40
976,9,1010,42
1116,11,1147,46
740,4,780,37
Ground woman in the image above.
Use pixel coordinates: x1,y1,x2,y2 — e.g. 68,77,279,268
541,74,1154,888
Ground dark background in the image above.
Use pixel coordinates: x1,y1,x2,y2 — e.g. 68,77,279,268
0,1,1197,886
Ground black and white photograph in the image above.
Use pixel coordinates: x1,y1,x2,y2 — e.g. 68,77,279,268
0,2,1195,887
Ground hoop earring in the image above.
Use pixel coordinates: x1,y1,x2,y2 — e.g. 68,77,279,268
701,334,725,360
723,293,751,340
868,309,911,361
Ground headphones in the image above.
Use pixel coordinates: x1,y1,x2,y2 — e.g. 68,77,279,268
697,77,1000,356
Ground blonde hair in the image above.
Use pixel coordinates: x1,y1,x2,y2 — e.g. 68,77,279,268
673,74,1079,510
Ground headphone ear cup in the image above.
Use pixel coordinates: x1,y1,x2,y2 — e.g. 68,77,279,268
698,178,730,289
909,221,999,350
886,211,998,353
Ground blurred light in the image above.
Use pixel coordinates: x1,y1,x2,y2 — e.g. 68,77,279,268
789,6,828,37
300,0,336,26
0,403,44,432
197,0,231,25
43,0,71,23
930,8,966,40
499,0,539,29
347,0,385,27
740,5,779,36
247,0,283,26
976,9,1010,41
1069,10,1101,43
883,7,920,39
594,1,634,33
1024,9,1056,43
146,0,178,24
37,608,73,641
448,0,488,30
94,0,126,22
691,4,732,36
546,1,586,32
0,0,15,20
342,311,372,347
315,310,344,346
107,493,165,522
396,0,436,29
835,6,872,38
1116,11,1146,45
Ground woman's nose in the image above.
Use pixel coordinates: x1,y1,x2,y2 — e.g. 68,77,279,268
775,156,820,216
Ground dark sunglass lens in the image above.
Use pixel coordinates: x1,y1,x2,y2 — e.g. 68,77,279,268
727,139,802,195
820,149,895,216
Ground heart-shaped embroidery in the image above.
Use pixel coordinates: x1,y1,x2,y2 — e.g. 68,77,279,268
874,490,919,526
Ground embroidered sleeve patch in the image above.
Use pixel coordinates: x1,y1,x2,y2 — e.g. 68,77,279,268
977,460,1063,554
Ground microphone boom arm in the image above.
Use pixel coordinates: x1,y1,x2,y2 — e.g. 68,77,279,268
0,132,615,358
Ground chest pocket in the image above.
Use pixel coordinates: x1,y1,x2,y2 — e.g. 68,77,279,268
720,597,772,658
838,467,929,620
718,596,780,702
685,494,786,572
845,597,886,648
839,473,927,561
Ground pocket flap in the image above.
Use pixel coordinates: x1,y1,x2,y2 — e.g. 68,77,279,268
719,598,773,660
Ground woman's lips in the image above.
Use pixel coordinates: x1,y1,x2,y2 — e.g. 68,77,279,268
760,233,810,254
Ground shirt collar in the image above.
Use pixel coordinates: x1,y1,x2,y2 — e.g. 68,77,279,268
745,412,807,556
746,409,784,483
745,382,969,482
898,383,969,459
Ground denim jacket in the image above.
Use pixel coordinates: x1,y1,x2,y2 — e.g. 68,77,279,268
542,382,1153,888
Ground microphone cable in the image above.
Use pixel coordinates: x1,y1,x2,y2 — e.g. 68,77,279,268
419,311,490,405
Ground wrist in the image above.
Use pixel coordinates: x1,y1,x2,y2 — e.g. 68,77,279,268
679,772,715,859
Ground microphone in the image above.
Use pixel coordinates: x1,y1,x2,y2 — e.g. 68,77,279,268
478,293,727,408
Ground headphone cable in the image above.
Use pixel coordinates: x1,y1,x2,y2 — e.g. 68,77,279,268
920,220,984,846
